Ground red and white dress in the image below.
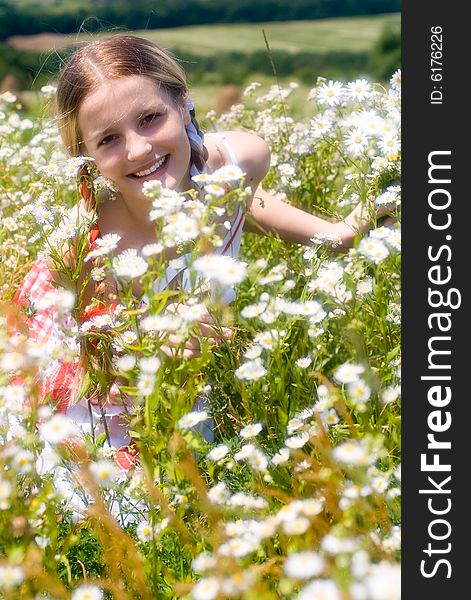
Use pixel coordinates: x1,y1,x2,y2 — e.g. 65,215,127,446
13,133,245,469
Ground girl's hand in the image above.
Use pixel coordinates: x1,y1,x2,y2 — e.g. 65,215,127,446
339,198,400,247
160,302,233,359
374,197,400,228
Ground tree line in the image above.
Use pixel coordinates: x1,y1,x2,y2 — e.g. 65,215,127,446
0,0,400,40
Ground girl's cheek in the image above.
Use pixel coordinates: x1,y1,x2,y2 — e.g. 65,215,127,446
96,156,117,173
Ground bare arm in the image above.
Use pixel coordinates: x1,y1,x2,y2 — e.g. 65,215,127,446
245,185,385,252
219,132,392,252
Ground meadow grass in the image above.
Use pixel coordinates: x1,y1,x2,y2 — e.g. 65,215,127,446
190,78,319,122
135,14,400,56
0,71,401,598
6,14,399,56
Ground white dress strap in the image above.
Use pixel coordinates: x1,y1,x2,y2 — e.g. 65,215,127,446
153,255,192,293
210,133,245,261
208,132,239,166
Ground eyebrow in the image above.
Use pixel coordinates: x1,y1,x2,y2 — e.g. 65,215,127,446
86,103,167,145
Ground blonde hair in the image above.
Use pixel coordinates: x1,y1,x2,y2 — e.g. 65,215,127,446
55,34,208,170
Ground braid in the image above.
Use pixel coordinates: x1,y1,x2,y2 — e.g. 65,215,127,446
185,98,208,177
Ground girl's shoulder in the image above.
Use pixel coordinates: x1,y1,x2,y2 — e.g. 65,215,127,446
205,130,270,188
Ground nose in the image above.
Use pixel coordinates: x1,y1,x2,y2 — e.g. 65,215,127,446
126,131,152,162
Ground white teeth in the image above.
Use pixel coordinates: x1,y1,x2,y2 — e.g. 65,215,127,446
134,156,165,177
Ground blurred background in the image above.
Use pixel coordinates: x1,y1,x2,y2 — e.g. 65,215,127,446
0,0,400,117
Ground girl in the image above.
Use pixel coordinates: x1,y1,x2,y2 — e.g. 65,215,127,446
14,35,391,461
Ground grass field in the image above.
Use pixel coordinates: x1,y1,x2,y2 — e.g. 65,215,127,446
7,13,400,55
190,78,315,122
134,14,400,55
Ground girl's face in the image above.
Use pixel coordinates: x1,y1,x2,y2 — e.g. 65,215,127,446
78,75,192,201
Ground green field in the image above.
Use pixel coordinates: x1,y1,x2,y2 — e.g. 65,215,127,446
189,79,314,122
134,14,399,55
7,13,399,56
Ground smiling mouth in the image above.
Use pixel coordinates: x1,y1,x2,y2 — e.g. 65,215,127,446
131,155,168,178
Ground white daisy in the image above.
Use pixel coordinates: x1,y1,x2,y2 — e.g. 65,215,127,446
84,233,122,262
235,358,267,381
382,385,400,405
271,447,290,465
41,84,57,95
137,372,156,396
178,410,210,429
281,516,310,535
234,443,256,462
207,445,230,461
90,267,106,281
332,440,370,466
1,91,17,102
204,183,225,197
207,482,231,504
89,460,118,487
193,254,247,286
0,565,25,588
364,561,401,600
39,414,79,444
241,302,268,319
248,448,268,471
345,128,370,155
163,213,200,242
390,68,401,91
12,450,35,474
378,134,401,155
298,579,342,600
243,81,262,96
136,521,154,542
142,242,164,256
347,379,372,404
371,475,389,494
253,329,279,350
38,163,60,177
141,313,182,332
310,112,334,137
356,278,373,296
239,422,263,439
94,175,118,192
321,408,339,426
71,585,104,600
333,362,365,384
295,357,312,369
358,237,390,264
113,248,148,278
207,164,245,184
192,552,217,572
285,431,310,449
2,216,17,231
316,80,345,107
0,478,12,501
243,344,263,359
139,356,161,374
114,354,137,372
284,551,325,579
345,78,372,101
